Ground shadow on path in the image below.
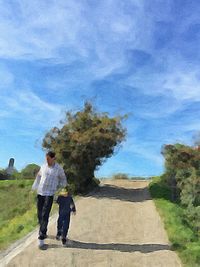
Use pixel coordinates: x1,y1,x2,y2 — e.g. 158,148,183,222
85,184,152,202
47,241,170,253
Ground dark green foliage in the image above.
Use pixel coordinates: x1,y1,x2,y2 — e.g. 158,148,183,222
149,176,171,200
0,169,9,180
42,102,126,193
20,164,40,179
16,224,24,233
184,205,200,232
161,143,200,235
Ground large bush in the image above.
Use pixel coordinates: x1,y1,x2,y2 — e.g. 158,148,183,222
162,143,200,234
20,164,40,179
0,169,9,180
42,102,126,193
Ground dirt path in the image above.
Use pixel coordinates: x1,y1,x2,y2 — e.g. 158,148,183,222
1,179,182,267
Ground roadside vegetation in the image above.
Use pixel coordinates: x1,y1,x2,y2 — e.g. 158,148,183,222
111,173,147,180
112,173,129,179
0,164,40,181
149,143,200,267
0,179,36,250
0,179,57,250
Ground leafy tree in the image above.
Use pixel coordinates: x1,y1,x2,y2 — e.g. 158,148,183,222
21,164,40,179
161,144,199,201
0,169,9,180
112,173,129,180
184,205,200,234
42,102,126,193
11,169,21,180
162,143,200,234
0,168,20,180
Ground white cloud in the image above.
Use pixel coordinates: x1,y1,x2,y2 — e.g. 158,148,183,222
0,1,151,70
163,69,200,101
0,89,66,132
122,138,163,166
126,56,200,109
0,1,85,60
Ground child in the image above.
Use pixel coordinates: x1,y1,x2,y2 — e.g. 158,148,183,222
56,187,76,246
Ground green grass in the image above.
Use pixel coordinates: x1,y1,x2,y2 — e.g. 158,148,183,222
149,176,200,267
0,179,58,250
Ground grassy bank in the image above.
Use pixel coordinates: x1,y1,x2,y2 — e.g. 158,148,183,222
0,180,58,250
149,176,200,267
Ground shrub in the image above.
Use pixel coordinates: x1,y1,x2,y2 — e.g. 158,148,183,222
112,173,129,180
21,164,40,179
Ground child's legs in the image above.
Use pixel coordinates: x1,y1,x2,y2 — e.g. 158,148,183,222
62,213,71,239
57,213,65,235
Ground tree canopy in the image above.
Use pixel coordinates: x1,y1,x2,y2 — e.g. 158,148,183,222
20,164,40,179
162,143,200,233
42,102,126,193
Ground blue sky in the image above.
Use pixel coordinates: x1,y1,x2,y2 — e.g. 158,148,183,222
0,0,200,177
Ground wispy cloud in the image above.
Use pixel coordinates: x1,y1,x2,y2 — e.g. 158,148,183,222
164,69,200,101
0,0,200,174
123,138,163,166
0,88,66,136
1,0,199,106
